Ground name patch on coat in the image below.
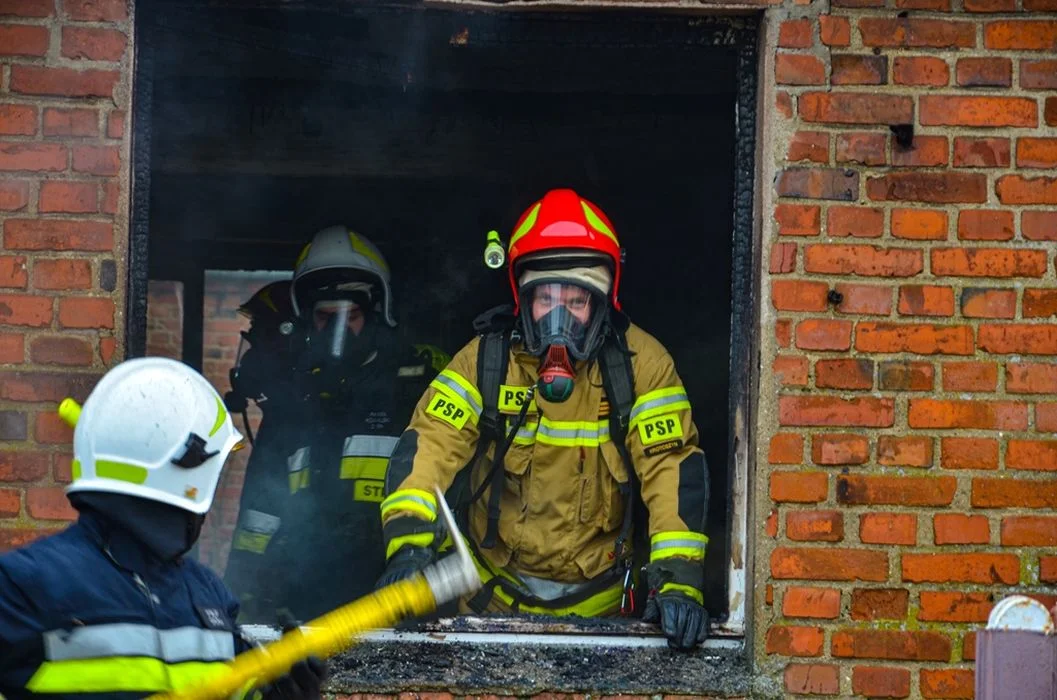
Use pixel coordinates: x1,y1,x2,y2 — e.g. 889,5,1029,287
644,439,684,457
638,413,684,446
195,605,232,631
426,394,470,430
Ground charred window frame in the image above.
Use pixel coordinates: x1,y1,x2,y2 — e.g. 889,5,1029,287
127,5,760,694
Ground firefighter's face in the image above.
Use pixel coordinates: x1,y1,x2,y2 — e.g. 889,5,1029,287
531,284,593,325
313,301,365,336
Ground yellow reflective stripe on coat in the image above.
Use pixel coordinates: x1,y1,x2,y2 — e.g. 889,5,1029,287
340,434,400,482
385,531,435,560
231,509,280,555
380,488,437,521
650,531,708,561
628,387,691,429
27,658,231,693
659,582,704,606
430,369,483,418
534,418,610,447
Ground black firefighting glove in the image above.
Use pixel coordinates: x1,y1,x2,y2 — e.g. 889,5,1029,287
374,544,435,589
258,617,328,700
642,558,709,651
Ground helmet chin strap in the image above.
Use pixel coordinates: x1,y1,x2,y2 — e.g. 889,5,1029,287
537,344,576,403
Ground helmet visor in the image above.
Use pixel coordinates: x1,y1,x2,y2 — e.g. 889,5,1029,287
520,282,607,360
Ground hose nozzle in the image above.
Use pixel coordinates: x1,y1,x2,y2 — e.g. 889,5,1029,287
484,230,505,270
58,398,81,428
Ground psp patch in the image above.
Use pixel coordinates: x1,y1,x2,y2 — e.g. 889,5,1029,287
644,439,684,457
638,412,684,446
497,384,537,414
426,393,471,430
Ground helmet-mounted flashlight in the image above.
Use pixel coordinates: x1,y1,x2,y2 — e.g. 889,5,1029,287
484,230,505,270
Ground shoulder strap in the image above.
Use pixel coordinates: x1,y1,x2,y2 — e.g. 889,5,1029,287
476,328,510,442
598,326,638,565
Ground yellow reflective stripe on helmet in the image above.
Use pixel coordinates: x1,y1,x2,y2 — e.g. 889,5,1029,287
26,657,231,693
71,459,82,480
629,387,691,430
534,418,610,447
580,200,618,245
508,202,542,249
210,395,227,437
650,531,709,562
96,460,148,484
659,582,704,606
431,369,483,417
385,532,434,561
294,242,312,268
348,232,389,274
380,488,437,522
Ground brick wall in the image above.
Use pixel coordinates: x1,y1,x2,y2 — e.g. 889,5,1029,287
760,5,1057,699
0,0,131,546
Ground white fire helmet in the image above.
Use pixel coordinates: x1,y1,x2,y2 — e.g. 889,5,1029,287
65,357,243,514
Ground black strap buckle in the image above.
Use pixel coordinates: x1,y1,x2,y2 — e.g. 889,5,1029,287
171,433,219,469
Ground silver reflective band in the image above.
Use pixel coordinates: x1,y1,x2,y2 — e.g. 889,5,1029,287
287,446,310,472
629,391,689,423
239,509,280,536
43,624,234,663
342,435,400,458
432,374,483,416
536,422,610,442
382,493,437,515
651,538,707,554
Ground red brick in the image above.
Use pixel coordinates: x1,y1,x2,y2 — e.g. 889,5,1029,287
0,371,99,403
837,474,956,507
920,96,1037,128
39,181,97,214
774,356,809,387
1007,363,1057,394
891,209,947,241
893,56,949,86
1018,138,1057,170
953,137,1010,168
62,26,127,62
0,23,48,56
58,297,113,329
101,180,118,215
878,435,933,468
962,632,977,662
766,625,825,657
4,219,112,251
107,111,124,139
857,323,973,356
942,361,998,391
836,132,886,166
935,513,990,544
783,587,841,619
800,92,913,126
1001,515,1057,545
835,283,891,315
0,488,20,517
35,411,71,444
775,203,821,236
1026,0,1057,8
0,333,24,364
898,286,954,317
820,16,850,47
65,0,127,20
979,324,1057,354
897,0,950,7
0,181,29,211
1042,556,1057,583
785,664,839,696
832,629,951,661
861,513,917,546
910,399,1027,430
0,142,66,172
1024,289,1057,318
0,1,54,17
805,245,922,277
892,136,948,168
878,361,935,391
771,547,888,582
787,511,844,543
0,451,47,481
852,588,909,621
99,336,116,366
812,433,869,466
777,319,792,348
29,335,92,366
0,294,51,327
776,92,793,120
10,66,118,98
860,18,975,48
53,453,72,483
1007,440,1057,471
942,437,999,470
787,131,828,164
771,471,828,503
72,145,119,176
27,486,76,520
0,256,27,289
919,592,992,623
1040,404,1057,433
920,669,974,699
777,169,858,201
42,107,97,138
776,54,826,86
867,172,987,204
778,19,812,48
831,55,887,86
795,319,853,351
962,288,1016,320
965,0,1015,8
780,396,894,428
769,434,805,465
902,553,1018,584
957,210,1014,242
770,243,796,274
986,21,1057,50
828,207,883,239
1023,211,1057,242
32,258,91,291
852,666,911,698
1021,60,1057,90
957,58,1012,88
815,359,874,390
973,477,1057,508
834,0,883,5
0,104,37,136
773,281,831,313
932,248,1048,278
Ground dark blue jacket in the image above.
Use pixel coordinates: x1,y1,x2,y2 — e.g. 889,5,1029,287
0,511,248,699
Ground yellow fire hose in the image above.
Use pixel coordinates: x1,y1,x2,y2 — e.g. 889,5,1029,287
57,398,481,700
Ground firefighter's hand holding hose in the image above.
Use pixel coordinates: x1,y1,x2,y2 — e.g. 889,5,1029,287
149,486,480,700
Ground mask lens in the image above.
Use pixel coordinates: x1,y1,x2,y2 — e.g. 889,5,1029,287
528,283,595,356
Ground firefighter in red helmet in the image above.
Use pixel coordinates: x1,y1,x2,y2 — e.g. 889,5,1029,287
378,189,712,650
